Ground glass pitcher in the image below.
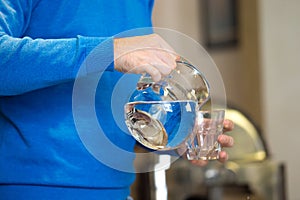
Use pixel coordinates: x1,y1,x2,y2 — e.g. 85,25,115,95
124,58,211,155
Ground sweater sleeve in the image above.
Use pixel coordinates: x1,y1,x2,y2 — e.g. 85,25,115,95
0,0,114,96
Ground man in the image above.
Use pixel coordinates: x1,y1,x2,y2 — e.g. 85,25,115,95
0,0,234,199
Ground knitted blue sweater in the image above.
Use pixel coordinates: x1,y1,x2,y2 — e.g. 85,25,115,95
0,0,153,199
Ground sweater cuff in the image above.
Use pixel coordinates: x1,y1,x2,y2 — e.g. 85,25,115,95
77,35,114,75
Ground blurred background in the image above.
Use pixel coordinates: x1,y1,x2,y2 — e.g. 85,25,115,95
132,0,299,199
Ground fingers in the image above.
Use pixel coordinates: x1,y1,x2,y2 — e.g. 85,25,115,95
218,134,234,147
217,119,234,162
223,119,234,132
114,33,178,81
141,64,162,82
156,51,177,72
141,51,176,80
218,151,229,163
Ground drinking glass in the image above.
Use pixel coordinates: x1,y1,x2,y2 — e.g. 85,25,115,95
185,109,225,160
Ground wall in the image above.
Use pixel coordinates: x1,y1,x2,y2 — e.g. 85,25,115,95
258,0,300,199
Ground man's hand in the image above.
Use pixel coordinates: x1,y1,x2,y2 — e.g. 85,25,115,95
190,119,235,167
114,33,178,82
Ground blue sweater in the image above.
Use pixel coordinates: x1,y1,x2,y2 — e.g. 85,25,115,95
0,0,153,199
